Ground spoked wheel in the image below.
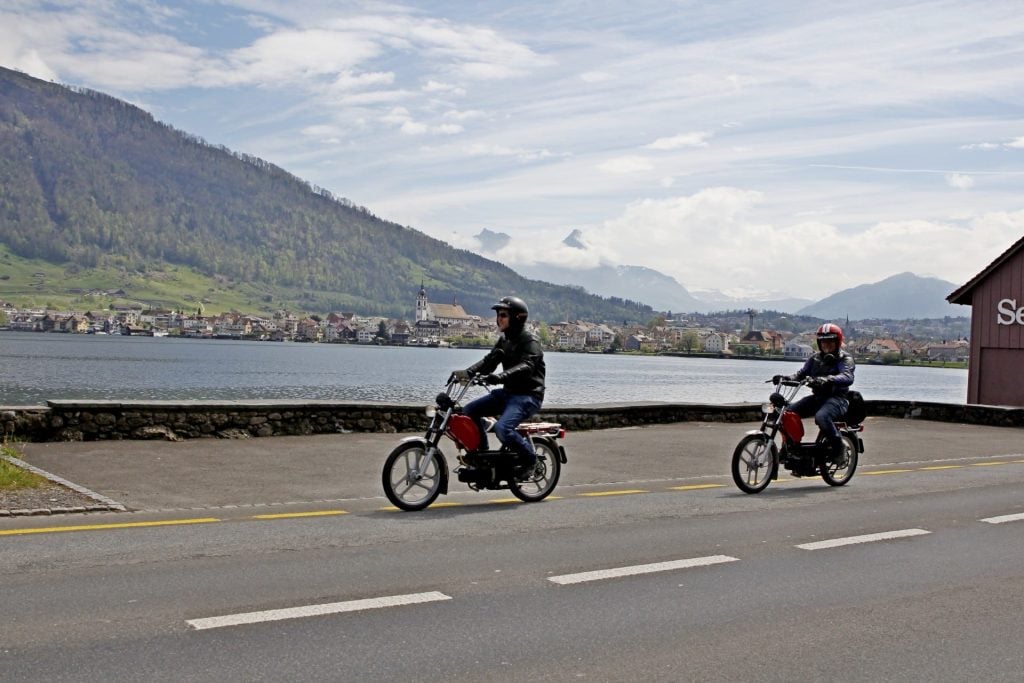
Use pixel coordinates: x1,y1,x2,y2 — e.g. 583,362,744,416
821,433,859,486
731,434,778,494
382,441,445,511
509,439,561,503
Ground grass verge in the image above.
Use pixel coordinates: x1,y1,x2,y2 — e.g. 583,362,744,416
0,444,47,490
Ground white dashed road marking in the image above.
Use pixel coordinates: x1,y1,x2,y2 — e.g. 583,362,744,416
980,513,1024,525
796,528,931,550
547,555,739,585
187,591,451,630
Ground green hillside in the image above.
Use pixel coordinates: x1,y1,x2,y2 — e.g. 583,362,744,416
0,66,653,322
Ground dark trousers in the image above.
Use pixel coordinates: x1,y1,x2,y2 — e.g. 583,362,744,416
791,394,849,442
463,389,541,459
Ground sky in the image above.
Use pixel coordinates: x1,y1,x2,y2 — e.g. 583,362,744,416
2,0,1024,301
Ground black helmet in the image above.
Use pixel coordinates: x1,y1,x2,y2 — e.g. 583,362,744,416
491,295,528,323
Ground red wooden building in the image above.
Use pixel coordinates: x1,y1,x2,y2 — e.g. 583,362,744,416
947,236,1024,406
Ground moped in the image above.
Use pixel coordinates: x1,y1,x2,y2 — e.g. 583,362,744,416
731,378,864,494
382,374,567,511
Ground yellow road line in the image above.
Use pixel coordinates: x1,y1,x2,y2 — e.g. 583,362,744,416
918,465,964,471
669,484,726,491
578,489,649,497
381,501,464,511
971,461,1008,467
0,517,221,537
251,510,348,520
861,469,913,476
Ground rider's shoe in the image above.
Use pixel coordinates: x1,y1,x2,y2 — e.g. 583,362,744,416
826,437,848,467
513,456,539,480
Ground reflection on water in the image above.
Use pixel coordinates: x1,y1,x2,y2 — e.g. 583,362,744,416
0,331,968,406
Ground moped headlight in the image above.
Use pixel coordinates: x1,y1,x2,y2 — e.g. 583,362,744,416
761,402,774,414
425,405,437,418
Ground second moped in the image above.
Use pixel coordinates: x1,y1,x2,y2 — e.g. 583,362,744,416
731,378,865,493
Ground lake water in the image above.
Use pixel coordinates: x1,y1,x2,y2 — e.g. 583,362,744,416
0,331,968,406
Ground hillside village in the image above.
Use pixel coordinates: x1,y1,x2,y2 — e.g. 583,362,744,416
0,286,970,364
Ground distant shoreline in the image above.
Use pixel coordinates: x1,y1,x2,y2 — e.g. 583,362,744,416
0,328,968,370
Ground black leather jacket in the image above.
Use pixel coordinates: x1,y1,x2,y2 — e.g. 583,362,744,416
467,327,546,400
794,350,855,398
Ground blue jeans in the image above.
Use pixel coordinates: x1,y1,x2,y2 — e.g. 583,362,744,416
463,389,542,460
791,394,849,441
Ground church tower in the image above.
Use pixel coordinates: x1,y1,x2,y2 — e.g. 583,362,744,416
416,283,430,322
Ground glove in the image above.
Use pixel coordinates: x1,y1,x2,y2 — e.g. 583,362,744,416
807,376,830,389
483,373,504,385
771,374,790,385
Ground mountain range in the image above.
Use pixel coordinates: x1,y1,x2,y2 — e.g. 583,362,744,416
473,229,958,318
796,272,964,319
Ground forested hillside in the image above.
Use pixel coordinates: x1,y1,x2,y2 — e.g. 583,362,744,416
0,67,652,321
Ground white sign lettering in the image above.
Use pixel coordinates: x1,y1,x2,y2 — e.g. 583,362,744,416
996,298,1024,325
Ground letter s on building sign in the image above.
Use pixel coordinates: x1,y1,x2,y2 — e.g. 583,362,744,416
996,298,1024,325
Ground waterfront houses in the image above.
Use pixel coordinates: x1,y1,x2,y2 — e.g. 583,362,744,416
0,295,970,364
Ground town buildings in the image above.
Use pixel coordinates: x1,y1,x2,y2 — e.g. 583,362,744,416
0,288,971,364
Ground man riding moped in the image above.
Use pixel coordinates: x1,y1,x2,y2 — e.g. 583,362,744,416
773,323,855,463
452,296,546,477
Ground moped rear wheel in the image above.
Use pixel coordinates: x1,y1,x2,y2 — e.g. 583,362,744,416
509,439,560,503
731,434,777,494
821,434,858,486
382,441,445,511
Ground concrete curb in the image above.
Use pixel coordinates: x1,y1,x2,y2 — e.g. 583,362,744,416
0,454,127,516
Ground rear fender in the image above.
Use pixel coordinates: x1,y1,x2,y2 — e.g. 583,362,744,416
532,435,567,463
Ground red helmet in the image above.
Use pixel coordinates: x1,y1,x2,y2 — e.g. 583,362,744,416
816,322,843,349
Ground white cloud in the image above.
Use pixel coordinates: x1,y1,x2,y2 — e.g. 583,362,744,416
400,120,428,135
645,132,711,150
223,29,381,85
1008,136,1024,149
466,144,557,161
443,108,485,121
381,106,412,124
597,156,654,174
330,70,395,91
423,79,456,92
946,173,974,190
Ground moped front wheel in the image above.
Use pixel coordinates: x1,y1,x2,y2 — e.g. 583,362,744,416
509,439,561,503
731,434,777,494
821,433,859,486
382,441,445,511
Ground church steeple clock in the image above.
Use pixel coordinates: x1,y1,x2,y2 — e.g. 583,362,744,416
416,283,429,322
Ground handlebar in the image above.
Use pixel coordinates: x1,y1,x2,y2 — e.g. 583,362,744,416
766,377,806,387
448,372,490,387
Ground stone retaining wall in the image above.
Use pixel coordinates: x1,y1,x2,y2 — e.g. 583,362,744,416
1,398,1021,442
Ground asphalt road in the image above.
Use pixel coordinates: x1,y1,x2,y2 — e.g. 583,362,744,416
1,417,1023,681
